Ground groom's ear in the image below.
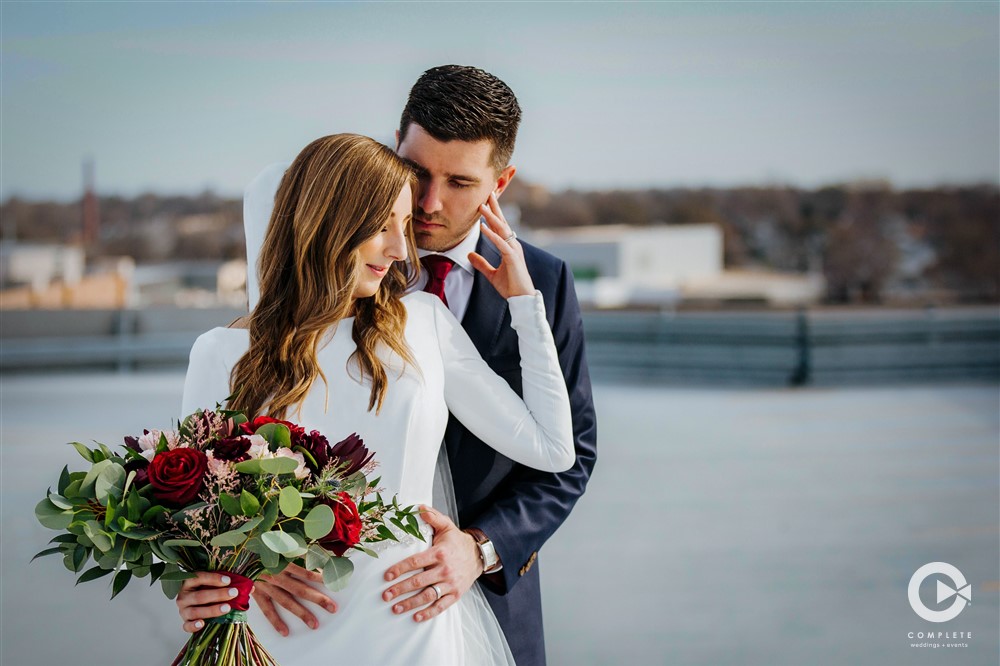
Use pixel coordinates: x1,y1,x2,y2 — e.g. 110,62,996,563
394,130,401,151
493,165,516,199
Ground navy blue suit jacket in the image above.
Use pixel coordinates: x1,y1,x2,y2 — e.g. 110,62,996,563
445,235,598,666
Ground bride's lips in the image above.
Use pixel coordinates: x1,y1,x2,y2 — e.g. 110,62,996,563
367,264,389,277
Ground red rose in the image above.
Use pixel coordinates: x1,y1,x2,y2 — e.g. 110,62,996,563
240,416,305,441
147,448,208,506
319,492,362,556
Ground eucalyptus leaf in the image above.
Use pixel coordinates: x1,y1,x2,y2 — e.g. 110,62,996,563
161,539,202,548
219,492,242,516
260,531,299,555
233,515,264,534
34,498,73,530
80,459,113,496
258,499,279,533
254,423,291,449
30,546,63,562
62,479,84,499
95,463,126,505
76,566,113,585
69,442,94,463
279,486,302,517
149,561,166,584
304,544,330,572
233,459,263,475
240,490,261,517
110,569,132,599
303,504,335,540
57,466,71,495
159,570,197,582
46,493,74,511
210,530,249,549
161,577,182,600
260,456,299,476
243,536,266,555
259,545,279,570
49,534,78,545
322,557,354,593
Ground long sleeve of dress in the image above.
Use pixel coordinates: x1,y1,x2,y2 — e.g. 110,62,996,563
433,291,574,473
180,330,237,419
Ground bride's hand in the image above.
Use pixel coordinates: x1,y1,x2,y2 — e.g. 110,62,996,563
253,563,338,636
175,572,246,633
468,192,535,299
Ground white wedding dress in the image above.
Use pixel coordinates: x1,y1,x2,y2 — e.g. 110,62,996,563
180,290,573,665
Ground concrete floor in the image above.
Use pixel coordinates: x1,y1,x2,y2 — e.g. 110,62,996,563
2,373,997,665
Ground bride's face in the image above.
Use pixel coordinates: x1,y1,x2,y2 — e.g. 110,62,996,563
352,185,411,300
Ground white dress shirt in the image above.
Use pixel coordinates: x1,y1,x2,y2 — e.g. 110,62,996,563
414,223,481,324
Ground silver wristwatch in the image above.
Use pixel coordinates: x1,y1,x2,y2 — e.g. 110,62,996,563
468,530,503,574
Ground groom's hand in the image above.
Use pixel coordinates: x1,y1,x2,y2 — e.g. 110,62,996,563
252,563,338,636
381,505,483,623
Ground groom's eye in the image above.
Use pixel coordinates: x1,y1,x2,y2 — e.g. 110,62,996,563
450,180,472,189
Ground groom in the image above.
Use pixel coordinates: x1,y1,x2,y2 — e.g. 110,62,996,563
246,65,597,665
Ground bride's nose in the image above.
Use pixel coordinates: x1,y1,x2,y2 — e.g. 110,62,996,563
385,226,407,262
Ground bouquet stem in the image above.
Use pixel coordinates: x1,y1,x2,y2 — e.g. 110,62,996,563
170,616,278,666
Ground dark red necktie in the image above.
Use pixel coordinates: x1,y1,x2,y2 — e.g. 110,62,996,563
421,255,455,307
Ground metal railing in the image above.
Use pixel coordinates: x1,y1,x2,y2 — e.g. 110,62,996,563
2,306,998,385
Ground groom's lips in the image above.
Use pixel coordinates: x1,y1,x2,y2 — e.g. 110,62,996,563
414,218,443,232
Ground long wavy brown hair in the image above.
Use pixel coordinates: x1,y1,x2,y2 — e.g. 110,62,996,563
229,134,418,419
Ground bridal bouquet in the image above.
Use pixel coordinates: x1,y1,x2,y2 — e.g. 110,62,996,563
34,405,424,666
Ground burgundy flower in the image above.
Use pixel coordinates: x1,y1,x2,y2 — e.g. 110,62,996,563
329,433,374,477
299,430,330,472
319,492,362,556
147,448,207,506
124,457,150,489
211,436,252,462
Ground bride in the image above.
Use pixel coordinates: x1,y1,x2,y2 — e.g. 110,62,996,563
174,133,573,665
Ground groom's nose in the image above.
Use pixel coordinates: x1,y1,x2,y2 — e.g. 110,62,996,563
417,180,444,216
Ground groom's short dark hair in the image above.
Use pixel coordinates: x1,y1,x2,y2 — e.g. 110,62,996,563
399,65,521,173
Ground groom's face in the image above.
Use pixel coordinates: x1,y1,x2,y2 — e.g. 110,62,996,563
396,123,514,252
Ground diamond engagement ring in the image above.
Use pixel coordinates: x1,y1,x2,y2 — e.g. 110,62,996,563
430,584,443,600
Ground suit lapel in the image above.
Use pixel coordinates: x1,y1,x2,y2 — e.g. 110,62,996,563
461,234,508,356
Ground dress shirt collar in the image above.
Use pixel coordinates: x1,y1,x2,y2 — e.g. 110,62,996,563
416,221,481,276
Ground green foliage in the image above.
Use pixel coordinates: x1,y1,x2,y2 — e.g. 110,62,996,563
218,492,242,516
240,490,260,517
254,423,291,449
303,504,335,540
322,557,354,593
279,486,302,518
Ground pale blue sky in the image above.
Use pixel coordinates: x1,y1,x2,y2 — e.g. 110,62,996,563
2,1,997,200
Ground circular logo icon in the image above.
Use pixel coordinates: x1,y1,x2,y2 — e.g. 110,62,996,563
908,562,972,622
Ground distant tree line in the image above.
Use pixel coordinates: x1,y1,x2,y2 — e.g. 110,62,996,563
2,182,997,303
